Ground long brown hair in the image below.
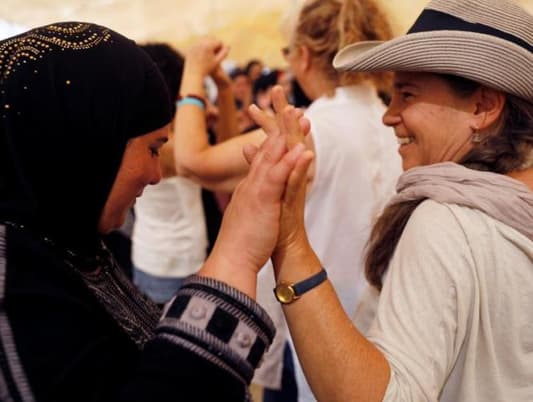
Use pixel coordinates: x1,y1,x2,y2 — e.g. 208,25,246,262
365,74,533,290
294,0,393,96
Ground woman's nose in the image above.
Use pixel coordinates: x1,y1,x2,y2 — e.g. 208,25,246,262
382,103,402,127
150,162,163,185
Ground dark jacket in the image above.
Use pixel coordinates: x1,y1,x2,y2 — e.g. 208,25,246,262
1,223,274,402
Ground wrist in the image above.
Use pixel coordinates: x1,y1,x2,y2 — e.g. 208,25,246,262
177,94,207,110
182,66,207,96
198,249,258,299
272,234,321,282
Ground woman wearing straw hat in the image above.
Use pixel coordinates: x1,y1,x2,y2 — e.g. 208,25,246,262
243,0,533,400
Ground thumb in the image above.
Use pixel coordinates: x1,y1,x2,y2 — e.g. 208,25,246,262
242,143,259,165
284,150,314,206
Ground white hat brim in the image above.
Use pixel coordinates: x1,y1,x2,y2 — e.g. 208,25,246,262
333,30,533,102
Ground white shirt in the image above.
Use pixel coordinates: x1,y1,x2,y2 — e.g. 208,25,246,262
360,200,533,402
253,84,401,397
132,176,207,278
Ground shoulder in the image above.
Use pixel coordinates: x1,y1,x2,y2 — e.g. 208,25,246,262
391,200,475,281
405,199,477,238
406,199,515,244
390,198,521,286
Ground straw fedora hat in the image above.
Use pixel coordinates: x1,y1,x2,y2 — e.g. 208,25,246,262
333,0,533,102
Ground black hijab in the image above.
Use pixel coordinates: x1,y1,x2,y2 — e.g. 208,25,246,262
0,22,171,254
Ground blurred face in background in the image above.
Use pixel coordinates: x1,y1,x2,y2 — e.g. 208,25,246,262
277,70,293,100
282,42,310,100
247,62,264,83
231,74,252,108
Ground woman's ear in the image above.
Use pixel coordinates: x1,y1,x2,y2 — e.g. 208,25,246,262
299,45,312,72
474,87,506,131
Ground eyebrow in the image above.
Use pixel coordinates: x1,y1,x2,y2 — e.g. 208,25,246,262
156,137,168,145
393,82,419,90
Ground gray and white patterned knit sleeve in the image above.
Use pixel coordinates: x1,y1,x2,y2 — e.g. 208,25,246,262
156,275,276,387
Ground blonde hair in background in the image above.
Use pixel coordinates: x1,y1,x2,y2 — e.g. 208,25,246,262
288,0,394,95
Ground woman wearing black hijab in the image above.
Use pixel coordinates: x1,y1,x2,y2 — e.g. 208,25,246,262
0,22,311,402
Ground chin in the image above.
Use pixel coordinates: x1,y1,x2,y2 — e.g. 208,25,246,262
401,155,424,171
402,161,415,171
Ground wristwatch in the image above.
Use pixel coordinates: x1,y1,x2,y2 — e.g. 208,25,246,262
273,268,328,304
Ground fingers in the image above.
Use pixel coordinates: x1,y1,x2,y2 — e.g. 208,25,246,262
265,143,306,200
282,105,306,148
250,85,308,159
186,38,228,76
248,104,279,135
245,130,304,203
299,116,311,136
252,133,287,175
214,44,230,66
271,85,289,114
242,143,259,165
283,149,314,206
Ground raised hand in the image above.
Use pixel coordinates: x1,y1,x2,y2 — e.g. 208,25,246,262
210,65,232,90
248,86,310,148
247,86,314,274
198,125,312,297
183,37,229,78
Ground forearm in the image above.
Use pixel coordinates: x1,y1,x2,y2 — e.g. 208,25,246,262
175,66,260,192
175,118,265,193
274,243,390,402
174,65,210,177
123,275,275,401
177,169,245,193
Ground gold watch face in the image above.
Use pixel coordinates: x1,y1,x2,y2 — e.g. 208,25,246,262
274,283,297,304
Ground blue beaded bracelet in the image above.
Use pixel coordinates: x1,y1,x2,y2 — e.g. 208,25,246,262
177,96,206,110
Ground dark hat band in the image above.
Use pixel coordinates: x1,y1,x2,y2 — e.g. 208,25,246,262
408,9,532,53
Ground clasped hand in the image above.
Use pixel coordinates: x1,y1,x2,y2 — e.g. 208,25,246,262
207,86,313,284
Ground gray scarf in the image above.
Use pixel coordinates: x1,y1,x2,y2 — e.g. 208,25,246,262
389,162,533,242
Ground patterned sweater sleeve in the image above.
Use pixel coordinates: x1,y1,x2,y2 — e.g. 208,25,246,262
121,275,276,401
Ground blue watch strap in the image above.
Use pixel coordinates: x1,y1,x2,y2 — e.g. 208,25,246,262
292,268,328,297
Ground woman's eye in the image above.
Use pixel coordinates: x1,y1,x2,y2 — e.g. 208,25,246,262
401,91,414,100
150,147,160,157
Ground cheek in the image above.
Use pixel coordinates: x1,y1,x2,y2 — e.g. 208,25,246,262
406,106,449,142
403,107,433,141
114,163,151,206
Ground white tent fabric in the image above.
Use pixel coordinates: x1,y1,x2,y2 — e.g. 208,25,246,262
2,0,531,65
0,0,301,65
0,20,25,39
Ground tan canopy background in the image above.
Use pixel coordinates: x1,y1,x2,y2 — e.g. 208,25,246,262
1,0,532,68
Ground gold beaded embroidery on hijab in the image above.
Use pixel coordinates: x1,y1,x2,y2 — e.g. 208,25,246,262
0,22,113,118
0,23,112,81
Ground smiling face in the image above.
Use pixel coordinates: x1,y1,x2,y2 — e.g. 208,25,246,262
383,72,481,171
98,124,170,233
